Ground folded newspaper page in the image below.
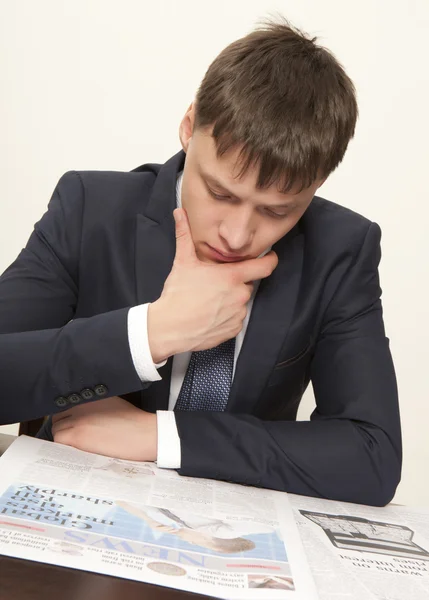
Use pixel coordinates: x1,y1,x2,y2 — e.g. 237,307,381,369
289,494,429,600
0,435,318,599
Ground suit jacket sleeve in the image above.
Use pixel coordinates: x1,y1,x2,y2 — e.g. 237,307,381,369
0,171,144,425
175,223,402,506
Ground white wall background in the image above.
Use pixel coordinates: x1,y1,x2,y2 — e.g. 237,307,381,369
0,0,428,506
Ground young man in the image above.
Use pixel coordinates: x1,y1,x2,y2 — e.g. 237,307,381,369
0,21,401,506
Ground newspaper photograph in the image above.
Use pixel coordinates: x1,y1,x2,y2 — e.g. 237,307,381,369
289,494,429,600
0,435,318,599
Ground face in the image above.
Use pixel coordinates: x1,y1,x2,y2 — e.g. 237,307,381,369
179,104,326,264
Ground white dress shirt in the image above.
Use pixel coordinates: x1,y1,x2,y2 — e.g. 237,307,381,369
127,171,268,468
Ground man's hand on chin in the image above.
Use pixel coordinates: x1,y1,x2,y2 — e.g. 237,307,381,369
51,396,157,461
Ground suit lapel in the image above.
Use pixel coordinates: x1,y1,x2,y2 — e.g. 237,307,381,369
227,227,304,413
134,150,185,306
134,151,185,411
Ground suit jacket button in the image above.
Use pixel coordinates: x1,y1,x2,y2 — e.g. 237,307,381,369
80,388,95,401
55,396,69,408
94,384,108,397
68,393,82,405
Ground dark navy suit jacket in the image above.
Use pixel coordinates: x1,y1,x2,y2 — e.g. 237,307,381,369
0,151,402,506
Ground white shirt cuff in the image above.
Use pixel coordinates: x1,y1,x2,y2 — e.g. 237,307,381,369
156,411,181,469
128,304,167,381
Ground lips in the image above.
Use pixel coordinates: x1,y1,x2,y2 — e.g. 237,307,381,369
206,244,247,262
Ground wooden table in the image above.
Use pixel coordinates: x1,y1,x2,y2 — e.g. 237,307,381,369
0,434,209,600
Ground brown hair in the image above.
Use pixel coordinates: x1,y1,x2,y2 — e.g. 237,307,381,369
194,18,358,192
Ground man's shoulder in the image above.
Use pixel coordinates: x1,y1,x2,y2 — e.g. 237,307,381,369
307,195,372,228
76,161,161,183
76,163,161,207
302,195,376,252
46,163,163,230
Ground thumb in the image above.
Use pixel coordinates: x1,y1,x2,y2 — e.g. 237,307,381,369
173,208,198,264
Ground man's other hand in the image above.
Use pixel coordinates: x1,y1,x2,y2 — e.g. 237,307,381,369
51,396,157,461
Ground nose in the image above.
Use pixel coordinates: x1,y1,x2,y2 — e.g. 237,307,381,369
218,210,253,252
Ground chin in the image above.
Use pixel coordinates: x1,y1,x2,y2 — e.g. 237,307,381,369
198,254,221,265
195,244,214,264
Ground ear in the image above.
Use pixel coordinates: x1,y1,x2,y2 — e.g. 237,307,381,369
179,102,196,153
318,175,328,189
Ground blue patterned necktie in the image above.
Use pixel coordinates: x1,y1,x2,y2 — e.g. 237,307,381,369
174,338,236,411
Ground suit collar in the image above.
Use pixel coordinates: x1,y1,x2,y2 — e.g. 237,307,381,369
134,149,185,303
227,226,303,413
140,150,186,223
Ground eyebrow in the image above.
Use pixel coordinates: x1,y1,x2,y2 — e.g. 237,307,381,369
203,173,297,209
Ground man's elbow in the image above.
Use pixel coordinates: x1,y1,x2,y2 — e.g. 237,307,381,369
369,468,401,507
362,444,402,507
350,422,401,506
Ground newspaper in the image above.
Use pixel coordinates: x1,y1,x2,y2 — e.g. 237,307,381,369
289,494,429,600
0,436,318,599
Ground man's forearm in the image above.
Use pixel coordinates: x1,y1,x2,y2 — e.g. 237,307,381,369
0,308,144,425
174,411,402,506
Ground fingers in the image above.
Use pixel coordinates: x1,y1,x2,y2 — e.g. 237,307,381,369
227,250,279,283
245,281,254,295
52,409,73,423
51,417,74,435
53,397,121,424
173,208,198,265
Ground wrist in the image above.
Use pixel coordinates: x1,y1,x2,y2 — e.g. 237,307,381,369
147,300,177,363
138,411,158,462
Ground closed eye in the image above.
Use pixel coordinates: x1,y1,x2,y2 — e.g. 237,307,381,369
265,209,290,219
208,188,230,200
208,185,291,218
